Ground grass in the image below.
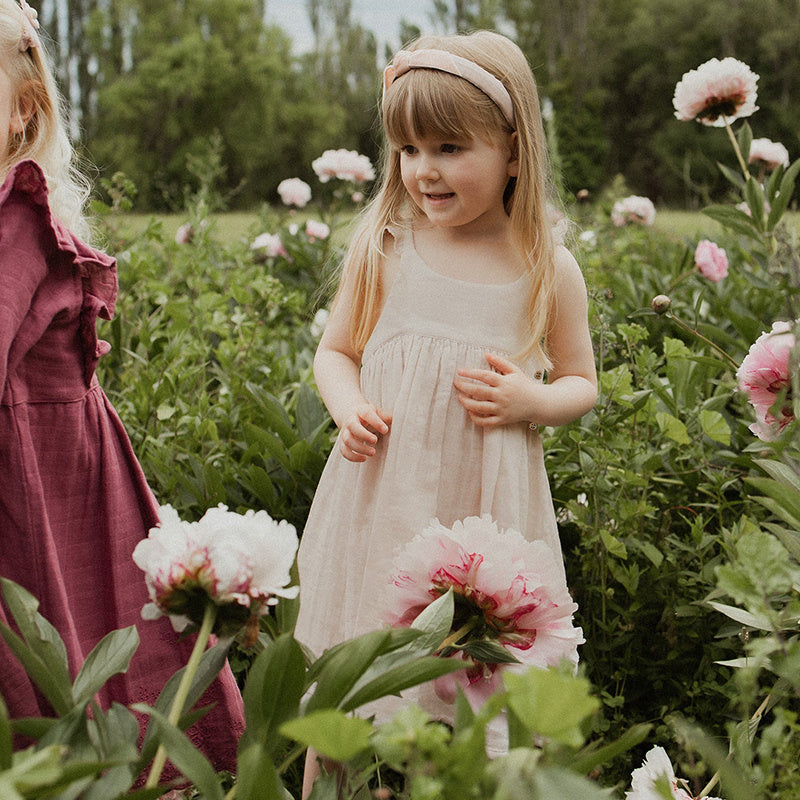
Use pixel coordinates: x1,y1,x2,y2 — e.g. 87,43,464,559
112,207,799,248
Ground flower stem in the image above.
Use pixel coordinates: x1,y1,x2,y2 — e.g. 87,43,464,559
723,115,751,181
697,693,771,798
666,312,741,370
145,602,218,789
436,619,479,653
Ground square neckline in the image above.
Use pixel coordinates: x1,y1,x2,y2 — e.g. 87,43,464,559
408,228,529,288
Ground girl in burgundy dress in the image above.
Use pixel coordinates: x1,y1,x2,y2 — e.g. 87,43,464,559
0,0,243,771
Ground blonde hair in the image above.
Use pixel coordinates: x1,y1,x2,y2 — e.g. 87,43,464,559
0,0,91,237
343,30,558,368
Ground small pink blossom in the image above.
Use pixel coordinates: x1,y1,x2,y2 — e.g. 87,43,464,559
278,177,312,208
351,191,364,203
626,746,720,800
251,232,287,258
387,515,583,709
673,57,759,127
312,148,376,183
694,239,728,282
749,138,790,172
175,222,194,245
612,196,656,227
305,219,330,242
737,320,796,440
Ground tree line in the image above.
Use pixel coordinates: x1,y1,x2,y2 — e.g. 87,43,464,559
41,0,800,210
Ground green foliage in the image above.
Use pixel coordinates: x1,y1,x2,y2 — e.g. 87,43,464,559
95,198,335,529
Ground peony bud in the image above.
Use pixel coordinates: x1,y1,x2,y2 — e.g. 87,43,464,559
651,295,672,314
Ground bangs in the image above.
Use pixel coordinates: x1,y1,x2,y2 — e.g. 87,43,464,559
383,69,506,147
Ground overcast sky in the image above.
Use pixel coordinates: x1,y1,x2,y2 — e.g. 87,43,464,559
265,0,434,54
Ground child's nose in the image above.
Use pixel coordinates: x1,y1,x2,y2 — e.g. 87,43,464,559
415,154,439,181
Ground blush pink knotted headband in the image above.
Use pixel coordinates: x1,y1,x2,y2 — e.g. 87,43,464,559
383,48,516,129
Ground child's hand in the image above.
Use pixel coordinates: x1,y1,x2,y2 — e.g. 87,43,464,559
453,352,539,428
338,404,392,462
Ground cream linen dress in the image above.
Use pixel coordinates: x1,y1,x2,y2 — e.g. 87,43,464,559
294,226,566,752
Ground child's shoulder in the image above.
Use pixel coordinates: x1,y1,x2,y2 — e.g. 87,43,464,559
0,160,113,274
553,244,588,294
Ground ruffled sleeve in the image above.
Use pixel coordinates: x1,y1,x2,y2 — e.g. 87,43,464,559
0,160,117,385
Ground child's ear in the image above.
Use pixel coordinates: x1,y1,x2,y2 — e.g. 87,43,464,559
507,132,519,177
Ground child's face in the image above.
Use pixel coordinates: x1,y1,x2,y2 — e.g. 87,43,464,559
399,131,517,234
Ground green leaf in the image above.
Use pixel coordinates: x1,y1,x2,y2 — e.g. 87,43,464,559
460,640,521,665
744,176,766,231
707,601,771,631
670,717,754,800
0,584,73,716
305,630,394,713
409,588,454,653
296,381,330,440
0,695,11,770
699,409,730,444
746,474,800,530
762,522,800,563
571,722,651,775
280,710,372,762
245,423,290,469
701,205,761,238
768,158,800,230
655,411,690,445
72,626,140,707
504,668,599,748
132,704,224,800
242,633,306,753
275,561,301,635
236,742,287,800
340,655,466,712
245,383,296,446
717,161,745,190
533,764,615,800
737,120,752,163
141,640,231,758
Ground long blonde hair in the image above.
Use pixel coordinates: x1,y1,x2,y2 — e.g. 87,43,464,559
343,30,559,368
0,0,91,237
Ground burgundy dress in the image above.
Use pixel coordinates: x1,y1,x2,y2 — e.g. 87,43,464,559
0,160,244,769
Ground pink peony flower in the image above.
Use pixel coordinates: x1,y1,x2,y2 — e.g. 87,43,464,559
748,137,790,172
386,515,583,709
626,746,720,800
305,219,330,242
694,239,728,282
251,232,287,258
133,504,299,639
611,196,656,227
175,222,194,244
312,148,376,183
736,321,796,440
673,57,759,127
277,177,312,208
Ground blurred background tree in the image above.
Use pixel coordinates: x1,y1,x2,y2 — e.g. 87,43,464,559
39,0,800,210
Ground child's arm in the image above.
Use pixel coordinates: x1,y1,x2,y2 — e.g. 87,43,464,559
453,246,597,428
313,250,394,463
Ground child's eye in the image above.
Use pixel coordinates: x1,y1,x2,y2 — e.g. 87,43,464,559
400,145,417,155
440,143,460,154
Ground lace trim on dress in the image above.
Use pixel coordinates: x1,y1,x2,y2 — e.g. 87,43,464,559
0,160,117,384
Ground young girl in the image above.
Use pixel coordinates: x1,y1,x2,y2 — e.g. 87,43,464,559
296,29,597,792
0,0,243,770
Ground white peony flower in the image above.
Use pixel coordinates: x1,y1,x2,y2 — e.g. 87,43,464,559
133,504,299,638
312,148,376,183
